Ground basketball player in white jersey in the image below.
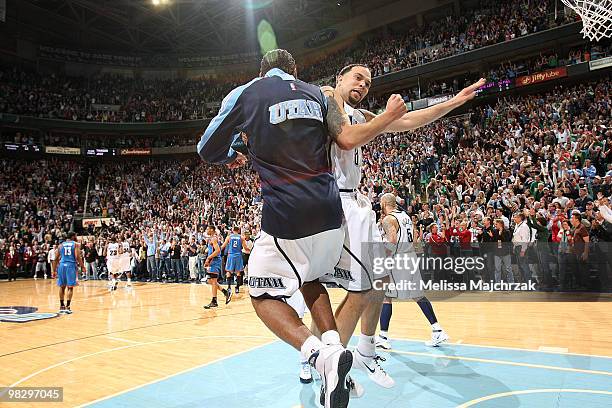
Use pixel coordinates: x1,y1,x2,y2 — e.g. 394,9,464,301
105,235,123,291
121,235,133,287
378,193,449,349
318,65,482,392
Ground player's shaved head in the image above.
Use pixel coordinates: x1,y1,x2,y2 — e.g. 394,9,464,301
380,193,397,209
260,49,297,77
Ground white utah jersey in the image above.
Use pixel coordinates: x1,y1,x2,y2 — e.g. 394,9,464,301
331,104,365,190
389,210,414,254
107,242,120,259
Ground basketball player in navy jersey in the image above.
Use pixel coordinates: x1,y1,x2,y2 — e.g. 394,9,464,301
316,65,483,392
52,232,85,314
220,225,248,294
203,224,231,309
198,49,406,408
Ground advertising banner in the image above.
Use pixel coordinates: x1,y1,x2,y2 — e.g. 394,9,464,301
516,67,567,87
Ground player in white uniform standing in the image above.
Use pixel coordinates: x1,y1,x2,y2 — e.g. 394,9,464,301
378,193,449,349
317,65,484,394
105,235,123,291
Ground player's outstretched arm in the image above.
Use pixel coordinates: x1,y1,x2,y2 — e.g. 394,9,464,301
326,93,406,150
364,78,486,133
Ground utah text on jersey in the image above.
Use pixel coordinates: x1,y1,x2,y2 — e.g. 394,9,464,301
269,99,323,124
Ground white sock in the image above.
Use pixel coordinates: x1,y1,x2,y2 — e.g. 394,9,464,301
379,330,389,339
357,334,376,358
432,322,442,331
299,353,309,364
301,335,324,362
321,330,341,345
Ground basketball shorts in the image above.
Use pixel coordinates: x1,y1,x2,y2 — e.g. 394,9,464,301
36,262,47,273
106,258,122,274
386,251,425,300
208,261,222,276
320,192,390,292
286,290,308,319
225,254,244,272
248,228,344,299
57,263,77,287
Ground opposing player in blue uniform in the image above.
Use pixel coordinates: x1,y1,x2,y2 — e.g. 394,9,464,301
203,225,231,309
198,49,405,408
52,232,85,314
220,226,248,295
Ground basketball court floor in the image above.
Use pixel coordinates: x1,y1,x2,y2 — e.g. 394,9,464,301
2,279,612,407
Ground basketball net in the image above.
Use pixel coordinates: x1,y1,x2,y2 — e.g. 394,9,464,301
561,0,612,41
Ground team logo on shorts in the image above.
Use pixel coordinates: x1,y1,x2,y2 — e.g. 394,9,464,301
248,277,286,289
333,267,356,282
0,306,59,323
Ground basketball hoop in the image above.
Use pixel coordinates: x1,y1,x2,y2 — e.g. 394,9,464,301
561,0,612,41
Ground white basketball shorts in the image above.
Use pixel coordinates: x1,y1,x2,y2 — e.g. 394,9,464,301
247,228,344,299
320,192,390,292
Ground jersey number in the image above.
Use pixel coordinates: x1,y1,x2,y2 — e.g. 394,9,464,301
64,247,72,256
354,150,359,166
110,250,117,256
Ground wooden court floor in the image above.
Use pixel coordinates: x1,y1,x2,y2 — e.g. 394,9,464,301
1,279,612,407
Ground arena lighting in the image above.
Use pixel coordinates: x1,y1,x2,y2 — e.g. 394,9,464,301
152,0,171,6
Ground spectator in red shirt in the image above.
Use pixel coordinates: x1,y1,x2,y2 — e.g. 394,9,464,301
447,221,473,252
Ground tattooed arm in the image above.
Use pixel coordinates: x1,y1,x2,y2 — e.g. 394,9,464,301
324,91,406,150
381,215,400,245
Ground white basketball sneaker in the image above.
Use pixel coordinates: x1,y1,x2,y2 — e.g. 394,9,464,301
311,344,353,408
299,361,312,384
376,335,392,350
353,350,395,388
426,329,449,347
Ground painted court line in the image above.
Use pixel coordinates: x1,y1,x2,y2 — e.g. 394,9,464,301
393,337,612,359
456,388,612,408
387,349,612,377
538,346,568,353
77,340,277,407
106,336,142,344
9,335,276,389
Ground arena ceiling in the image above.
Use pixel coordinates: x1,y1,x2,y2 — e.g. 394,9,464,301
8,0,399,55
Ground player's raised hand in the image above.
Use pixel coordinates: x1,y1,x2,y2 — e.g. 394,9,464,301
451,78,486,106
384,94,407,121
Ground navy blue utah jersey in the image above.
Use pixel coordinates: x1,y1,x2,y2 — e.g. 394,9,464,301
198,68,342,239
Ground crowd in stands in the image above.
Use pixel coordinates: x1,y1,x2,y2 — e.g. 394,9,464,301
365,45,611,111
1,74,611,290
301,0,574,81
0,68,236,123
0,0,587,125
